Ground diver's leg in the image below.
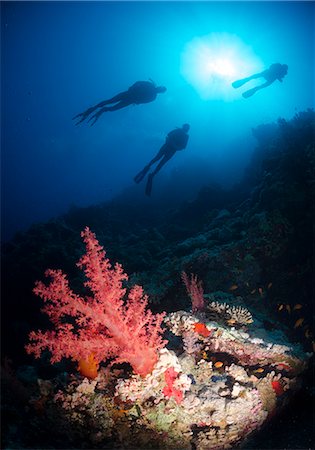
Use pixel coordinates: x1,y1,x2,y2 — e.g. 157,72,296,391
144,149,174,196
72,92,128,125
145,152,175,196
148,145,168,165
100,100,132,111
242,81,272,98
151,150,176,176
88,100,132,125
95,92,127,108
145,173,154,196
134,162,152,184
248,71,267,80
232,71,266,89
134,145,167,183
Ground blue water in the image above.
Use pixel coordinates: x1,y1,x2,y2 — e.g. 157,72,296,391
1,1,314,242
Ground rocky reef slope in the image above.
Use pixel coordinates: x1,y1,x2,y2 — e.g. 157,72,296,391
1,109,314,449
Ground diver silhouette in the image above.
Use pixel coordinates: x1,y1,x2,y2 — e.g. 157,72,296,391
134,124,190,197
232,63,288,98
73,80,167,125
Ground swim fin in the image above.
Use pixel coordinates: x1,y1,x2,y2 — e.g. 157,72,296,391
242,87,257,98
232,78,250,89
134,165,150,184
145,173,154,197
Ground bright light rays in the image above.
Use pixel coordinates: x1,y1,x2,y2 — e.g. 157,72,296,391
180,33,263,101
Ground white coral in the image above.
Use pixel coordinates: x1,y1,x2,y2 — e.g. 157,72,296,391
207,301,253,326
164,311,199,336
174,373,192,392
115,348,183,403
226,364,250,383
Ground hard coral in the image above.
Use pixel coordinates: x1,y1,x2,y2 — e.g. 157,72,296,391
207,301,253,327
26,227,167,377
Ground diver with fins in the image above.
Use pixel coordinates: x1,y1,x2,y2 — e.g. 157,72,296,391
232,63,288,98
73,79,166,126
134,124,190,197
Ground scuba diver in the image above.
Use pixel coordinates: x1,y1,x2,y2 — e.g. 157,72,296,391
134,123,190,197
73,80,167,125
232,63,288,98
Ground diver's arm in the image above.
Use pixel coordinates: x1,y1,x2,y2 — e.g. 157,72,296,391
169,135,189,150
182,135,189,149
174,136,188,150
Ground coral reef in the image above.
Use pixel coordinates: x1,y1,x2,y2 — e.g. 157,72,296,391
207,300,253,326
2,110,314,449
21,307,308,450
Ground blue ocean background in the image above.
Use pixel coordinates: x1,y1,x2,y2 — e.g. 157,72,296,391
2,1,314,242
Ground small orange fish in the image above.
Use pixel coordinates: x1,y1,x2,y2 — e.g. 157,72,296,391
201,351,208,360
294,318,304,329
193,322,212,338
229,284,238,291
250,289,256,294
293,304,303,310
267,282,273,289
253,368,264,373
214,361,224,368
258,287,263,297
278,304,284,311
286,304,291,314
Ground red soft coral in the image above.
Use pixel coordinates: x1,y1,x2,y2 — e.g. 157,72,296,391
162,367,183,404
25,227,167,377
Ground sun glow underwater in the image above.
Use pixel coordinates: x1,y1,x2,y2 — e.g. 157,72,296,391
180,33,264,101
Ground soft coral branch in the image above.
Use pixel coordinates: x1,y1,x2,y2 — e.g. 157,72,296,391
181,271,205,313
26,227,167,377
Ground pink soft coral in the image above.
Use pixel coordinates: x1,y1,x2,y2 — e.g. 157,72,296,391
162,367,183,404
25,227,167,377
181,271,205,313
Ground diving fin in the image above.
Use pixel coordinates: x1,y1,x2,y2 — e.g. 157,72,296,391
145,173,154,197
232,78,250,89
134,165,150,184
242,87,257,99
